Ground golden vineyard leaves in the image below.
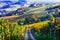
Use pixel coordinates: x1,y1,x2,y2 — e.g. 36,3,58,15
25,21,49,32
55,17,60,23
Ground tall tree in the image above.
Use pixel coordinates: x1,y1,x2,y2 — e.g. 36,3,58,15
48,14,54,39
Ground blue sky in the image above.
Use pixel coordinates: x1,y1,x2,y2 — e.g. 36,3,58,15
0,0,19,3
0,0,60,3
0,0,60,4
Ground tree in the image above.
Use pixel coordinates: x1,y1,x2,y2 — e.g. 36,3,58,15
29,4,35,7
49,14,54,21
48,14,54,39
24,17,35,24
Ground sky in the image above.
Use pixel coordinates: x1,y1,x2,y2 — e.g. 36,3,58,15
0,0,60,3
27,0,60,4
0,0,19,3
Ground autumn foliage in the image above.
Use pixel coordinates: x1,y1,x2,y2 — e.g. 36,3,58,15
55,17,60,24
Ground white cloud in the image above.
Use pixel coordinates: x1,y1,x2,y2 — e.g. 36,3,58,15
26,0,60,3
0,0,19,3
0,2,8,8
0,0,60,3
10,0,19,3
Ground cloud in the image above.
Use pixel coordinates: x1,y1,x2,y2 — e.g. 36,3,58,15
26,0,60,3
0,0,19,3
10,0,19,3
0,0,60,3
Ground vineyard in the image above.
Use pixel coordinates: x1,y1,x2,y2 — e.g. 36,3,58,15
0,18,50,40
0,19,26,40
0,16,60,40
32,18,60,40
0,9,60,40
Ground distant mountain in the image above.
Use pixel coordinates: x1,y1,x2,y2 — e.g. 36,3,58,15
15,0,26,6
0,1,14,5
0,0,27,9
0,1,14,9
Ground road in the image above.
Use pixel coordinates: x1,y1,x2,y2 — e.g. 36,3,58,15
25,28,36,40
25,28,29,40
